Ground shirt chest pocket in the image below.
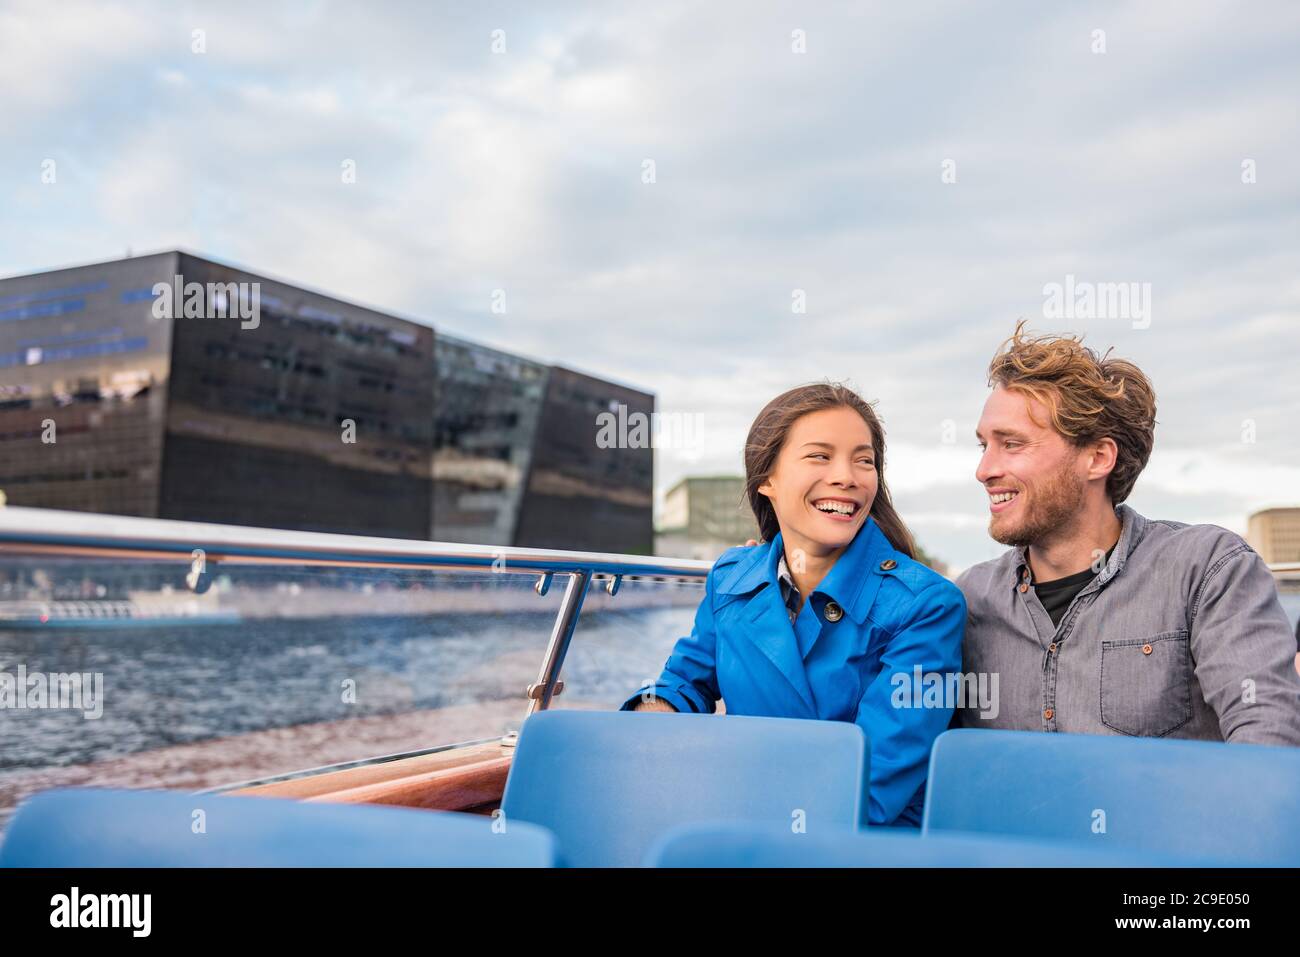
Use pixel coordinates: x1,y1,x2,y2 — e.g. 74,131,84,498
1099,630,1193,738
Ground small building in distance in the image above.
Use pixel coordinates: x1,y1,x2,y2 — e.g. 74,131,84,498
1248,507,1300,565
656,475,758,560
653,473,953,576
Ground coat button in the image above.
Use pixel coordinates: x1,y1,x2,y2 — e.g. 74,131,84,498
1142,644,1153,655
1048,642,1057,653
879,559,897,571
1018,583,1029,593
1044,708,1054,720
824,601,843,622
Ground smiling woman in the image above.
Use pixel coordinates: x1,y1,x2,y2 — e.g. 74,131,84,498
743,385,914,554
621,382,966,827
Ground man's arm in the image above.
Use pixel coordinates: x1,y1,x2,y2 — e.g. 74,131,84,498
1190,545,1300,745
946,569,976,729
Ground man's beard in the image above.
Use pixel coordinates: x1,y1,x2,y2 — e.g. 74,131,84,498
989,459,1086,548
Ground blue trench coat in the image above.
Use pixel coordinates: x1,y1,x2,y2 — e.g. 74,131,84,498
620,516,966,826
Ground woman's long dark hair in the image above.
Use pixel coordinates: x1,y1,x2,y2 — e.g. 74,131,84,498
743,382,916,559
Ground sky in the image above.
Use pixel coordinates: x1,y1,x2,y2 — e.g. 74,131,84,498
2,0,1298,571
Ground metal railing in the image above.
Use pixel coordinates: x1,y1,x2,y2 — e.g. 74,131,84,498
0,506,712,781
4,506,1293,791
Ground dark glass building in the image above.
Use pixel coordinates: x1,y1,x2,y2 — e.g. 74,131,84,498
432,335,548,546
515,367,654,554
0,252,653,553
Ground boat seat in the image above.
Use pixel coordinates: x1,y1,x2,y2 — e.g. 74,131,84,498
644,820,1208,867
499,709,869,867
923,729,1300,866
0,787,559,867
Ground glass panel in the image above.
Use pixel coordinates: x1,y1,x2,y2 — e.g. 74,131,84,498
0,553,561,829
549,576,712,713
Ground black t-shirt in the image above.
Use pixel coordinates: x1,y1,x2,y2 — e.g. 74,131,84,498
1032,545,1116,628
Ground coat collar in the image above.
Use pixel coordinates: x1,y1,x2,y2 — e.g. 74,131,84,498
713,518,899,717
716,516,897,624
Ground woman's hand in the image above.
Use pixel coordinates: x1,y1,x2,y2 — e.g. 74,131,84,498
631,697,677,713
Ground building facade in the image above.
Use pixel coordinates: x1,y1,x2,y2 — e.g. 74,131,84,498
655,475,758,560
1248,507,1300,565
0,252,653,552
514,366,654,554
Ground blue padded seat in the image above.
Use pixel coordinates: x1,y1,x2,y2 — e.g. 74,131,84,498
923,729,1300,866
499,709,869,867
0,787,558,867
645,820,1208,867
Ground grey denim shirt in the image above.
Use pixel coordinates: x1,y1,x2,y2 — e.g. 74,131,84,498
954,504,1300,745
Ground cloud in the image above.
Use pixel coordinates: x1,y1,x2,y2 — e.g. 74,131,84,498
2,0,1297,565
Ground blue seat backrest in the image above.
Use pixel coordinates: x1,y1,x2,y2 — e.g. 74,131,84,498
500,710,870,867
0,787,558,867
645,820,1210,867
923,729,1300,866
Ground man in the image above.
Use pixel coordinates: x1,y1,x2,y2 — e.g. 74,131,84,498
954,322,1300,744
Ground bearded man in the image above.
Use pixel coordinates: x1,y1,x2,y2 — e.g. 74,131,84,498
954,323,1300,744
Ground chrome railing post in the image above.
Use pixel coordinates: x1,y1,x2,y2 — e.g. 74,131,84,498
0,506,713,788
524,570,592,716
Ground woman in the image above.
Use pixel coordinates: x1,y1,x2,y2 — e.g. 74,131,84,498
620,382,965,827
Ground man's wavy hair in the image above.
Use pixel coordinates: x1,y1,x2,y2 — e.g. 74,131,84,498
988,320,1156,505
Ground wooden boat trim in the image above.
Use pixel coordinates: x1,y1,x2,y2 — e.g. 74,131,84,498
229,741,513,811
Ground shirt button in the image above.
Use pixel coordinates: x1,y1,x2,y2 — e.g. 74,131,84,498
824,602,843,622
1142,644,1153,655
1044,708,1054,720
1018,583,1029,593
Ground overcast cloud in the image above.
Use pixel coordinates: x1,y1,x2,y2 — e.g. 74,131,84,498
2,0,1297,569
